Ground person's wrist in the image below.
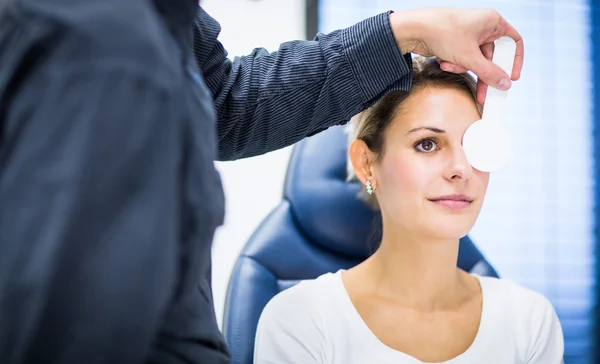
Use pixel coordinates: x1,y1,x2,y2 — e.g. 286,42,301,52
389,11,424,55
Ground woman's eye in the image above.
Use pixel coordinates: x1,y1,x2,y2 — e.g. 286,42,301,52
415,139,439,153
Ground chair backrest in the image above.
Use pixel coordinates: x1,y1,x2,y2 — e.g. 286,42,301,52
222,126,499,364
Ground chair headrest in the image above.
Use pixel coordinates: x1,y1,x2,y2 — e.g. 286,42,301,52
283,126,378,258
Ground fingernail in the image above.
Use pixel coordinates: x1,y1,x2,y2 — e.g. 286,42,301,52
497,78,511,90
441,64,454,72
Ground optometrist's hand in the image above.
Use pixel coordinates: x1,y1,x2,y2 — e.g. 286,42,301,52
390,8,524,104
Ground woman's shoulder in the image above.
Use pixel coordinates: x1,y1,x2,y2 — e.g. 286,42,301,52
254,271,345,363
264,270,342,311
476,275,564,360
477,275,556,317
257,270,344,331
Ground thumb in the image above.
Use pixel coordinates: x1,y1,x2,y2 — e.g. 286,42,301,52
468,51,512,91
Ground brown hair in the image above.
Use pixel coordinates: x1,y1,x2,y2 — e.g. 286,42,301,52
347,56,482,210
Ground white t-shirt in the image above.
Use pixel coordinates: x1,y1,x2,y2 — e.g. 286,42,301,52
254,270,564,364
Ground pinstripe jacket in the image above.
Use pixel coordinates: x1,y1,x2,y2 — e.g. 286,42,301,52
0,1,412,363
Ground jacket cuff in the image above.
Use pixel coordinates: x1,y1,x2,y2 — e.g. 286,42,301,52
341,11,413,107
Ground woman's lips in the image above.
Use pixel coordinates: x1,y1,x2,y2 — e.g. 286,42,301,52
430,199,472,209
428,195,473,210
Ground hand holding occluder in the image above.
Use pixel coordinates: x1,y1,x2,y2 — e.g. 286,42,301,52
390,8,524,104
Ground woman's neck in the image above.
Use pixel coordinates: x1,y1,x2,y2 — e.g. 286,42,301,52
357,227,472,312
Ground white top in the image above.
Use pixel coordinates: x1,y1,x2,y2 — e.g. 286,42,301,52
254,270,564,364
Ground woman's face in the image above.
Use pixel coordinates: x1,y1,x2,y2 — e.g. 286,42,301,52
373,86,489,240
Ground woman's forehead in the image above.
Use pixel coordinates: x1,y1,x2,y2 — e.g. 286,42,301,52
389,88,481,135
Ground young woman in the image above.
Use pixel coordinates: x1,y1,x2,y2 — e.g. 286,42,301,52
253,57,564,364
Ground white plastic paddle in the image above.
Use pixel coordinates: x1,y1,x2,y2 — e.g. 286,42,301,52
462,36,517,172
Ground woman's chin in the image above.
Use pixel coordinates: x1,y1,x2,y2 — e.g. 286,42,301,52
421,221,475,241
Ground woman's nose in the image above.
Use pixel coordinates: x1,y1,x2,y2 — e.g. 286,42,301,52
444,146,474,181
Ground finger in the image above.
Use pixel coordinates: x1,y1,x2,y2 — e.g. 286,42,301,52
467,47,512,92
476,42,495,104
481,42,495,60
504,24,524,80
439,61,468,74
476,79,486,105
489,16,524,80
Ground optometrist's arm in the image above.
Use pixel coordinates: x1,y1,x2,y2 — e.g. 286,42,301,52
194,7,412,161
526,297,565,364
0,62,181,363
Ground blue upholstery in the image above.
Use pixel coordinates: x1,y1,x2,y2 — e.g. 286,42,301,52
222,126,499,364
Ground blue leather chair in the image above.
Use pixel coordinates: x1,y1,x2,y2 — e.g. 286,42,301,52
222,125,499,364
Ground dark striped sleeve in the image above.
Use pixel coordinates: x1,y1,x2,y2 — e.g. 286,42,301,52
194,8,412,161
0,62,181,364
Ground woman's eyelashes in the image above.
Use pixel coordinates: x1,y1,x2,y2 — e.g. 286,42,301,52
413,137,441,153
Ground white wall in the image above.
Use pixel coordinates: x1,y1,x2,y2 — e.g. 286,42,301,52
200,0,306,328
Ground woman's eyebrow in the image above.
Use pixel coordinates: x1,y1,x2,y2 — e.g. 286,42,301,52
406,126,446,135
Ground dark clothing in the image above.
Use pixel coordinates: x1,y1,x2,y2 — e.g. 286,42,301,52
0,0,412,363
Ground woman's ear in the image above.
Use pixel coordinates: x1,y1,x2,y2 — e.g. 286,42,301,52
349,139,377,185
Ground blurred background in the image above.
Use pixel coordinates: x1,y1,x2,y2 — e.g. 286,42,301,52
203,0,599,362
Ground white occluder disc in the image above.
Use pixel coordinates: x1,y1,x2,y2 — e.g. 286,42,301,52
462,121,512,172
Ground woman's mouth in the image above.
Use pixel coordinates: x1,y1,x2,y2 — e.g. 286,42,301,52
428,194,473,210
